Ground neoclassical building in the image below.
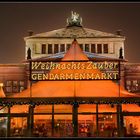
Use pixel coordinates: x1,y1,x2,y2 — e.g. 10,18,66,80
0,12,140,138
0,11,139,96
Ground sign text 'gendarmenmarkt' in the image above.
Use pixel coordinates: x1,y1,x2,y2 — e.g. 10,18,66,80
30,61,120,81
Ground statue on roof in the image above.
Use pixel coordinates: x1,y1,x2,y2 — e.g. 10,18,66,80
27,48,32,60
71,11,79,22
119,47,123,59
66,11,83,27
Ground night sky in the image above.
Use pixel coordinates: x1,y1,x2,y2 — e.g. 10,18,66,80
0,2,140,63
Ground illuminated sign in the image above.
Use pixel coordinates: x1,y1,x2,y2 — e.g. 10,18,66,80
30,61,120,81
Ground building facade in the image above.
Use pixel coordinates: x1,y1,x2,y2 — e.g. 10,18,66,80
0,12,140,138
0,11,139,96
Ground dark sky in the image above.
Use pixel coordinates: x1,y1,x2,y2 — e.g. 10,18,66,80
0,2,140,63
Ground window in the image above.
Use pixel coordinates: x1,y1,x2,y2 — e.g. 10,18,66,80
91,44,96,53
133,80,138,86
48,44,52,54
13,81,18,86
54,44,59,53
4,80,25,93
126,80,131,86
5,87,12,93
12,86,18,92
103,44,108,53
41,44,46,54
19,81,25,92
85,44,89,52
79,44,83,50
60,44,65,52
19,81,24,86
13,81,18,92
6,81,12,86
66,44,71,51
5,81,12,93
97,44,102,53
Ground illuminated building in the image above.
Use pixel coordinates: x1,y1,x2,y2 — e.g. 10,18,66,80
0,12,140,137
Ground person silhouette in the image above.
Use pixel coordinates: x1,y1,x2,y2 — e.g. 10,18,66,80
128,123,135,136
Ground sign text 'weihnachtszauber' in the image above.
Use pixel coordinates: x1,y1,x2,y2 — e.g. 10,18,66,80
30,61,120,81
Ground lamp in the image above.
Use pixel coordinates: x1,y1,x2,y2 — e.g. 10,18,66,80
0,83,3,87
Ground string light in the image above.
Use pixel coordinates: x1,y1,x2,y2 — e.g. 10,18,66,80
0,97,140,107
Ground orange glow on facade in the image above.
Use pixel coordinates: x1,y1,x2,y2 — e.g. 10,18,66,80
5,39,139,138
0,12,140,138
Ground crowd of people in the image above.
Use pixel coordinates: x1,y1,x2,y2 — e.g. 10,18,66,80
1,121,138,137
33,123,49,137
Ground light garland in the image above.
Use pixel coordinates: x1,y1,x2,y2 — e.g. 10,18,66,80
0,99,140,107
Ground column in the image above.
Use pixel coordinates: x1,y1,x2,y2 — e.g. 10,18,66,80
83,44,85,51
95,44,97,53
65,44,67,52
46,44,48,55
96,104,99,137
52,44,54,54
102,44,104,54
7,106,11,137
58,44,60,53
89,44,91,53
27,105,34,137
120,62,125,88
72,102,79,137
51,104,54,137
117,103,123,137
